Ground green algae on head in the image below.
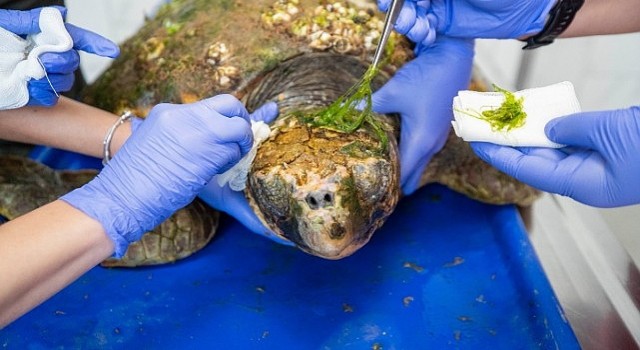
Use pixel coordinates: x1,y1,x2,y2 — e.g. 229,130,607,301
303,64,388,148
459,84,527,132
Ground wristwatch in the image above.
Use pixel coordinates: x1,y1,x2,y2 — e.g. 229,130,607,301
522,0,585,50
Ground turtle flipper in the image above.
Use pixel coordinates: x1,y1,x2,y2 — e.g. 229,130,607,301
101,200,219,267
0,155,220,267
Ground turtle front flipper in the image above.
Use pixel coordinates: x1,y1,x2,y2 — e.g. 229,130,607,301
0,155,219,267
421,133,541,207
0,155,68,220
101,199,219,267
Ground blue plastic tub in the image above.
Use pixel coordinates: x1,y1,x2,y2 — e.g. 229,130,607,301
1,148,579,349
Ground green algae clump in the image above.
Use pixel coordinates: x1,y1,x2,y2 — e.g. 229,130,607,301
303,64,388,148
460,84,527,132
483,85,527,131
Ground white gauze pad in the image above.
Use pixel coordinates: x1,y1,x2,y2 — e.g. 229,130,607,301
451,81,581,148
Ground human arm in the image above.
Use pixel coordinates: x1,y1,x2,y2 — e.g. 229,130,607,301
0,96,283,241
561,0,640,37
0,96,130,157
0,200,113,328
470,106,640,207
370,36,474,195
0,95,256,327
0,7,119,108
380,0,640,46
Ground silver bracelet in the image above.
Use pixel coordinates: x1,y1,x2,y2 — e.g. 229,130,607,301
102,111,134,165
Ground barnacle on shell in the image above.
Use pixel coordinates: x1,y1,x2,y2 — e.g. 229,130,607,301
261,0,391,57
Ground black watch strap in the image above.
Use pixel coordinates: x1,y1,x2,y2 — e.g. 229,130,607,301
522,0,585,50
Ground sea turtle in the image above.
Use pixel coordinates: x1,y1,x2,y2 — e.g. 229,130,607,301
0,0,539,265
0,155,219,267
82,0,538,261
239,52,537,259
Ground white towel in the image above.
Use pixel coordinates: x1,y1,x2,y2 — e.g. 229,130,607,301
451,81,581,148
0,7,73,110
217,121,272,191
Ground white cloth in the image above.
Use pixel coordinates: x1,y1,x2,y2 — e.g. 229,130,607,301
0,7,73,110
451,81,581,148
217,121,271,191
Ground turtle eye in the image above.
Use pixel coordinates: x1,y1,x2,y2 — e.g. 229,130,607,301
350,159,392,206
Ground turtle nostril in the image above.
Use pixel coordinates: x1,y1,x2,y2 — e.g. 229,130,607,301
306,191,334,209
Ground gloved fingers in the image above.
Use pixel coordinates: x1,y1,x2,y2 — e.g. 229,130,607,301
371,78,404,114
377,0,391,12
211,116,255,157
394,2,417,35
38,50,79,74
30,72,75,92
221,192,294,246
549,107,640,160
26,72,74,106
402,161,428,195
0,6,67,35
545,112,612,153
0,7,65,35
196,94,250,123
399,125,447,194
26,90,57,107
201,142,243,175
198,179,294,246
419,14,438,47
416,35,475,58
517,146,567,162
0,8,40,34
249,101,279,124
65,23,119,58
404,7,432,45
471,142,583,195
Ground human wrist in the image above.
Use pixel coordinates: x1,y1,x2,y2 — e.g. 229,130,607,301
522,0,585,49
102,111,134,165
100,112,142,161
519,0,560,40
60,173,143,257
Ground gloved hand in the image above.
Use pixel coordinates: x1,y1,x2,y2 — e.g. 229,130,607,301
371,36,474,195
0,7,119,107
198,102,293,246
61,95,255,256
471,106,640,208
378,0,555,46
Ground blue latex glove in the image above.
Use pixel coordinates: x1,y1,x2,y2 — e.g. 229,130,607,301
0,7,120,107
471,107,640,208
378,0,555,46
198,102,294,246
371,37,474,195
62,95,255,256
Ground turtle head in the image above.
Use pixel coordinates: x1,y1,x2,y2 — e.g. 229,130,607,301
246,117,400,259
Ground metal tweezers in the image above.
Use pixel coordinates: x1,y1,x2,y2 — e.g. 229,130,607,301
371,0,405,69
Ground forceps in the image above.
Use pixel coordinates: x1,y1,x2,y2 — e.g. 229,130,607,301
371,0,405,69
